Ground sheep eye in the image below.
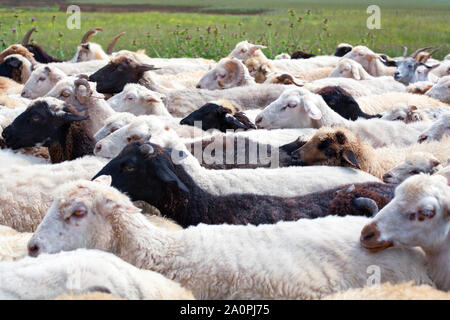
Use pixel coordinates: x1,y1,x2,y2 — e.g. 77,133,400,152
124,165,135,172
31,116,41,122
110,127,118,133
287,102,297,108
409,169,421,174
61,91,71,97
38,77,45,81
72,209,86,217
407,212,416,221
394,116,404,121
281,106,288,111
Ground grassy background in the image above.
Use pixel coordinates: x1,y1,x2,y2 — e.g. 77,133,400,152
0,0,448,61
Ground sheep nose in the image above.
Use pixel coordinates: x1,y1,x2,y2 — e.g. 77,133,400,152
1,127,10,140
255,116,262,124
417,135,428,143
21,91,28,98
27,242,40,257
291,148,301,159
360,223,379,243
196,84,201,89
382,172,393,182
95,144,102,152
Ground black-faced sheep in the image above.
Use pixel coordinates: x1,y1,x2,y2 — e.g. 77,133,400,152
316,86,381,120
2,98,95,163
179,102,255,132
92,141,387,227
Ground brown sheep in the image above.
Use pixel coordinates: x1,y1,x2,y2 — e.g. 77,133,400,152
291,126,450,179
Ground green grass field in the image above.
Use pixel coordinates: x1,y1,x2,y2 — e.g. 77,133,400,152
0,0,448,61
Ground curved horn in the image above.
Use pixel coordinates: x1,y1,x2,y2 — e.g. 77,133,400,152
22,27,37,45
81,27,103,44
140,143,154,155
277,74,304,87
74,78,91,92
402,46,408,58
423,47,440,62
107,31,126,55
352,197,379,217
410,46,433,59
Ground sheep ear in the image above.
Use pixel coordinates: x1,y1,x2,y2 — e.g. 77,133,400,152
343,150,361,169
224,113,248,129
430,159,440,168
93,175,112,187
351,63,361,80
249,45,266,54
303,98,323,120
9,59,22,68
144,93,162,103
409,105,418,111
153,161,189,193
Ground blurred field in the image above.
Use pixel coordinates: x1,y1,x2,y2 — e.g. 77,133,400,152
0,0,448,61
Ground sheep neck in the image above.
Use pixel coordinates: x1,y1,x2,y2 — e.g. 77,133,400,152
47,121,95,163
356,143,385,179
111,209,179,274
422,233,450,291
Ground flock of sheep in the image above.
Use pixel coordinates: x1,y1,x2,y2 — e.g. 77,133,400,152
0,27,449,300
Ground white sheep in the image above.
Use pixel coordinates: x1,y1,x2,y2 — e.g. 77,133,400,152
342,45,395,77
28,176,433,299
21,65,68,99
417,111,450,143
355,92,448,115
382,152,443,184
426,75,450,103
305,76,406,98
93,112,136,141
0,155,107,232
255,87,431,148
0,249,194,300
329,58,374,80
196,56,256,89
0,225,31,262
106,83,171,117
380,104,429,123
360,174,450,291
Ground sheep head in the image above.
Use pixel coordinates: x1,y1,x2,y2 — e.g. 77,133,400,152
255,88,323,129
229,40,267,61
382,152,442,184
21,65,66,99
290,127,364,170
244,56,273,83
361,174,450,253
196,56,252,89
1,98,88,150
179,102,253,132
380,104,427,123
106,83,167,116
27,175,140,257
88,56,159,94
